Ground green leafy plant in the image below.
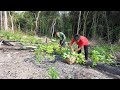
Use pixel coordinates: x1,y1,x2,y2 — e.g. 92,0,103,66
34,43,56,63
34,48,44,63
61,48,85,64
45,54,55,61
89,46,115,66
53,45,62,55
76,53,86,64
46,45,54,54
48,67,60,79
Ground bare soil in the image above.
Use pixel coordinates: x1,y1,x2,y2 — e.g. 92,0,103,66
0,49,119,79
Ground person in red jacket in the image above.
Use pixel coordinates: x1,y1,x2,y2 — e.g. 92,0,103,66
70,34,89,60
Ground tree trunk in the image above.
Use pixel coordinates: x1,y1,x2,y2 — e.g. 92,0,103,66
92,11,97,39
9,11,14,32
18,23,21,31
104,11,110,43
51,19,56,38
0,11,3,30
77,11,81,34
35,11,41,36
4,11,8,31
83,11,89,36
71,11,79,35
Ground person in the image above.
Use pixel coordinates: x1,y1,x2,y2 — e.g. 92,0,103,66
69,34,89,61
54,31,66,48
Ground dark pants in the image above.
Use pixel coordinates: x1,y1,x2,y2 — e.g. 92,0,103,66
78,45,88,60
60,40,65,47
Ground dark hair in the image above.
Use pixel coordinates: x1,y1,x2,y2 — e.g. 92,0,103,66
53,31,58,37
54,31,57,35
53,31,56,35
73,34,80,41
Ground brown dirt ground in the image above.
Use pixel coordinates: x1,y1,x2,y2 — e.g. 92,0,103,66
0,49,118,79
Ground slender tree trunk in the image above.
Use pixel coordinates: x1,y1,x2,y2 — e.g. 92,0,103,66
51,19,56,38
4,11,8,31
77,11,81,34
71,11,79,35
92,11,97,39
50,20,54,35
18,23,21,31
104,11,110,43
9,11,14,32
43,18,44,35
83,11,89,36
0,11,3,30
35,11,41,36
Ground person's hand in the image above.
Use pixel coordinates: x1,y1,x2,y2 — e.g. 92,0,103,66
59,45,61,48
74,50,78,53
72,51,76,54
61,41,63,44
71,49,74,52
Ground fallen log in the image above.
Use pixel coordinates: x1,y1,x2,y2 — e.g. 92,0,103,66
0,45,37,50
2,40,14,46
0,40,20,46
0,40,19,42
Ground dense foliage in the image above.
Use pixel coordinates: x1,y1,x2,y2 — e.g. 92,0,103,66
0,11,119,43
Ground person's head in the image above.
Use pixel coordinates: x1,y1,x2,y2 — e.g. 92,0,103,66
54,31,57,36
73,34,80,42
54,31,59,36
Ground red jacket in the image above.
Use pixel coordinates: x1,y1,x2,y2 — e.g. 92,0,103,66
70,36,88,47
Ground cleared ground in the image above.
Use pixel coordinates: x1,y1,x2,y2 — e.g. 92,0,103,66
0,49,117,79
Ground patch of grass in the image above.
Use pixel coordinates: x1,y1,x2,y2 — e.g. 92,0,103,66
0,30,41,45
